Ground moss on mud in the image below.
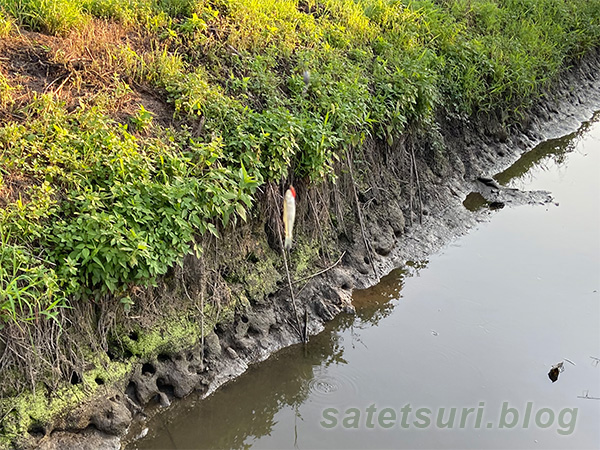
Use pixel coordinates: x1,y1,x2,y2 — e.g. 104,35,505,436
0,358,131,448
240,248,282,303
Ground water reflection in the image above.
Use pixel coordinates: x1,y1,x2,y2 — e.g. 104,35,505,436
494,111,598,186
132,329,339,449
133,265,428,450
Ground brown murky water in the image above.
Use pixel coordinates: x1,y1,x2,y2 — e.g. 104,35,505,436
132,112,600,449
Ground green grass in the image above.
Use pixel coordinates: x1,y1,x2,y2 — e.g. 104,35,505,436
0,73,13,108
0,1,599,441
0,9,13,36
0,0,85,35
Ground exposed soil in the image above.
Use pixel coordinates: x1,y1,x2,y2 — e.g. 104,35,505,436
31,48,600,449
0,172,38,208
0,24,176,128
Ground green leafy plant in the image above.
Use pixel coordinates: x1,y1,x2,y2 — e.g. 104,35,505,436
130,104,154,131
0,235,66,329
0,97,259,302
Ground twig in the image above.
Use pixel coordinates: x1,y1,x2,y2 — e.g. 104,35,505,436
307,191,330,263
270,185,305,343
332,182,347,236
227,44,241,56
0,406,15,425
577,391,600,400
200,246,206,364
85,46,95,63
408,144,414,226
345,149,378,278
293,251,345,285
44,74,68,93
303,309,308,347
55,73,73,96
410,143,424,224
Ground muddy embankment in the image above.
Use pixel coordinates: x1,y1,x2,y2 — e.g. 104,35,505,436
34,49,600,450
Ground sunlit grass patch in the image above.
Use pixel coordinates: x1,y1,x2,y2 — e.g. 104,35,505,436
0,9,13,36
0,72,14,108
0,0,86,35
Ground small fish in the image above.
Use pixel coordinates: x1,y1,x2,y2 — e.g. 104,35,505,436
283,186,296,250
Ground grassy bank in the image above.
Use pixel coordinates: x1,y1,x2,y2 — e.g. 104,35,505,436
1,0,599,445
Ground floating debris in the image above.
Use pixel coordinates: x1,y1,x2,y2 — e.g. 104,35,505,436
577,390,600,400
548,361,564,382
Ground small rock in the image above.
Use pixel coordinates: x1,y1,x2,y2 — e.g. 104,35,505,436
204,332,221,356
477,176,501,189
226,347,238,359
548,361,564,383
343,305,356,315
157,392,171,407
136,428,149,440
